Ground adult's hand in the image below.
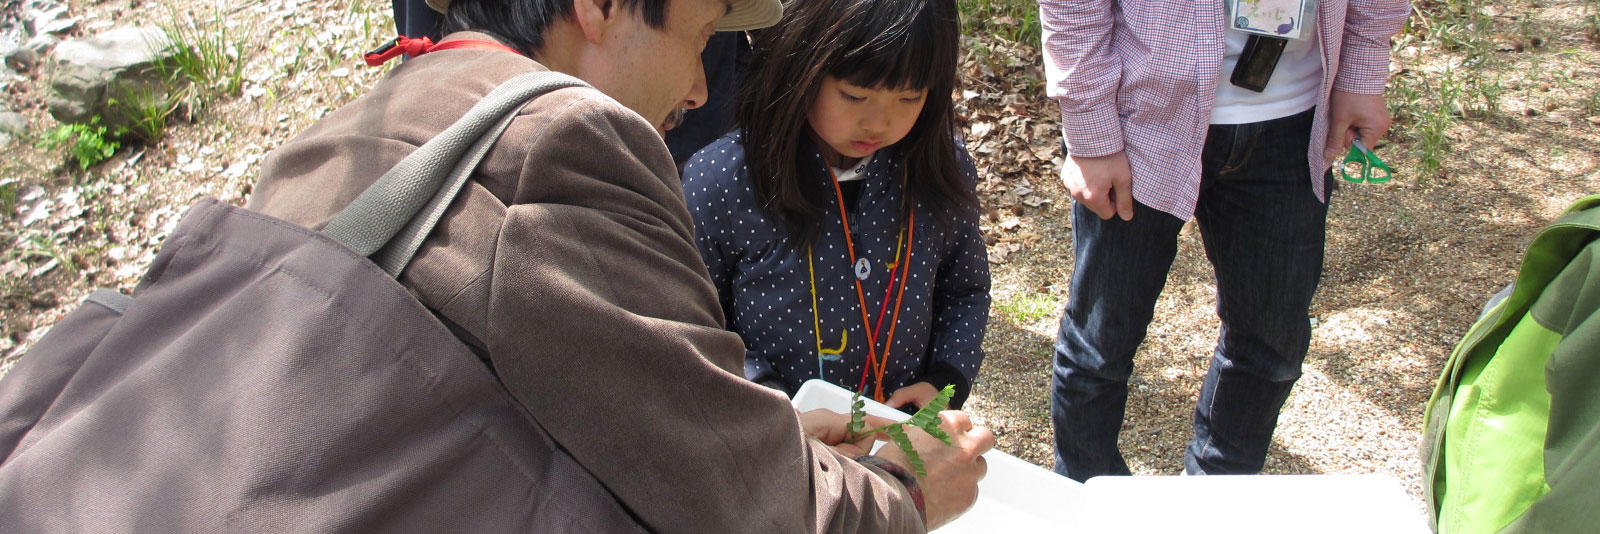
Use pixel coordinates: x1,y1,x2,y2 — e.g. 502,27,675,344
1061,150,1134,221
797,409,894,457
873,411,994,529
885,382,939,411
1322,90,1393,162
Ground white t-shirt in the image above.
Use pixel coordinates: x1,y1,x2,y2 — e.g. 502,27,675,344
831,153,874,182
1210,1,1323,125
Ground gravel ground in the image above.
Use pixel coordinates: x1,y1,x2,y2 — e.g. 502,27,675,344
967,114,1599,516
954,4,1600,518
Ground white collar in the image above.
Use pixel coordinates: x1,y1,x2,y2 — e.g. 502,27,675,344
830,153,875,182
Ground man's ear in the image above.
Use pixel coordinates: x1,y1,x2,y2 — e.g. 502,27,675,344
571,0,616,44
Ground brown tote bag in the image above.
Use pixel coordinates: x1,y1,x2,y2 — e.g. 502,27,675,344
0,72,649,533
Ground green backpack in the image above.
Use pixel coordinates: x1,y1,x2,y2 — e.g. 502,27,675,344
1422,193,1600,534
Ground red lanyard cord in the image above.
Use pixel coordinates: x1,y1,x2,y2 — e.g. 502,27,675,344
825,165,913,402
874,209,913,400
364,36,525,66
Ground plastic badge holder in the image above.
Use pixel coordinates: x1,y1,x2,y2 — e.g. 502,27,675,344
791,380,1088,533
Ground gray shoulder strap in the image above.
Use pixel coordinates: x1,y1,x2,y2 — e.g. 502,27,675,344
86,288,134,314
321,70,587,277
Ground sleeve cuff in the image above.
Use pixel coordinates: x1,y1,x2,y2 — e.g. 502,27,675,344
1057,99,1125,158
1330,41,1396,95
855,455,927,525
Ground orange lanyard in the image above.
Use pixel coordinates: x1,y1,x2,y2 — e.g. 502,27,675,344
824,166,915,402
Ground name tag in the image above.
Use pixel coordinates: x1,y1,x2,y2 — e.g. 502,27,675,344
1230,0,1309,40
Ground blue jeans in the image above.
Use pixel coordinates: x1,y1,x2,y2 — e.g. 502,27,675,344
1051,108,1331,481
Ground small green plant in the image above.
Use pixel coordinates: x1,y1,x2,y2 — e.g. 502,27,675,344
7,233,81,276
1389,64,1462,183
1463,70,1503,119
0,178,19,216
958,0,1041,44
847,385,956,477
1423,0,1496,63
110,84,183,143
1412,103,1452,181
37,118,124,170
998,292,1059,323
1581,88,1600,116
158,9,248,97
1584,5,1600,42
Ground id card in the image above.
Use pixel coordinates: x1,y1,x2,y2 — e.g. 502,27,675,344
1230,0,1308,39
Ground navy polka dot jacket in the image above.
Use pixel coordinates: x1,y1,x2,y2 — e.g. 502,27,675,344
682,132,990,408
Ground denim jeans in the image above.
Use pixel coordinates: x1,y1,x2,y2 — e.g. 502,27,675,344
1051,108,1331,481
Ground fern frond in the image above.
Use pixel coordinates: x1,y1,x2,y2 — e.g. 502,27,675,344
884,425,926,477
847,391,867,438
908,385,955,444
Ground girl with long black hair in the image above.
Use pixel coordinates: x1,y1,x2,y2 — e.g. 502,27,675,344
682,0,989,411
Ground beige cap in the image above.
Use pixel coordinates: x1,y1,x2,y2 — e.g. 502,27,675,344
423,0,782,31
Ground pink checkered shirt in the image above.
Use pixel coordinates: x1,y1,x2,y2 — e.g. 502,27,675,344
1040,0,1411,221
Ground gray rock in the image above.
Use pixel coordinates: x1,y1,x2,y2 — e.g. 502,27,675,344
29,6,77,36
45,26,175,128
0,112,18,149
2,21,24,65
0,111,25,136
0,110,23,147
6,46,40,72
24,33,58,55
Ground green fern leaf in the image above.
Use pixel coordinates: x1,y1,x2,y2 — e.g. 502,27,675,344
884,425,926,477
847,391,867,438
908,385,955,444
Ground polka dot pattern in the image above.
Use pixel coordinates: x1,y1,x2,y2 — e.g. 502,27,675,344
682,132,991,397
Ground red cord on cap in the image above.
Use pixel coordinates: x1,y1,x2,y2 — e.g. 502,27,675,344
364,36,524,66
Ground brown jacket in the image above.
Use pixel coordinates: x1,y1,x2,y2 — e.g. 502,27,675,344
246,33,922,532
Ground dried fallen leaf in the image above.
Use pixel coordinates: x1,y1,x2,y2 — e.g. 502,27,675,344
988,247,1009,264
970,121,994,139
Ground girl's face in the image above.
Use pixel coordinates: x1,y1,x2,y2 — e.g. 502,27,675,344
807,76,927,169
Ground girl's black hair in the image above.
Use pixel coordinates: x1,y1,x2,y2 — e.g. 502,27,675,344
735,0,974,245
439,0,668,57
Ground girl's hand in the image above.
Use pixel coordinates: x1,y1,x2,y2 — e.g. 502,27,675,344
885,382,940,411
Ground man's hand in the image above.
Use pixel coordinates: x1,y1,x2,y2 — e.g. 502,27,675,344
1061,150,1134,221
873,411,994,529
797,408,894,457
1323,90,1393,163
884,382,939,411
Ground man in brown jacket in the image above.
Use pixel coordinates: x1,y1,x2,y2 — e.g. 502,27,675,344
245,0,994,531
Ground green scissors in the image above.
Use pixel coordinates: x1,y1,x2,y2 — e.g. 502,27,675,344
1339,135,1392,184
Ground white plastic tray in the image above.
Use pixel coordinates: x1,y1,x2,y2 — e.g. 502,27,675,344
792,380,1087,533
1077,474,1429,533
791,379,1429,533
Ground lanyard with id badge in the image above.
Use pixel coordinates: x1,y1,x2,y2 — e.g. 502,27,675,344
1228,0,1308,92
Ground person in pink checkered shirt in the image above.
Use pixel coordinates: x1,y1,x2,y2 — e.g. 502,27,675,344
1039,0,1411,480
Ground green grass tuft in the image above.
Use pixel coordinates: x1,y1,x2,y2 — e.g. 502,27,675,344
996,292,1060,324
